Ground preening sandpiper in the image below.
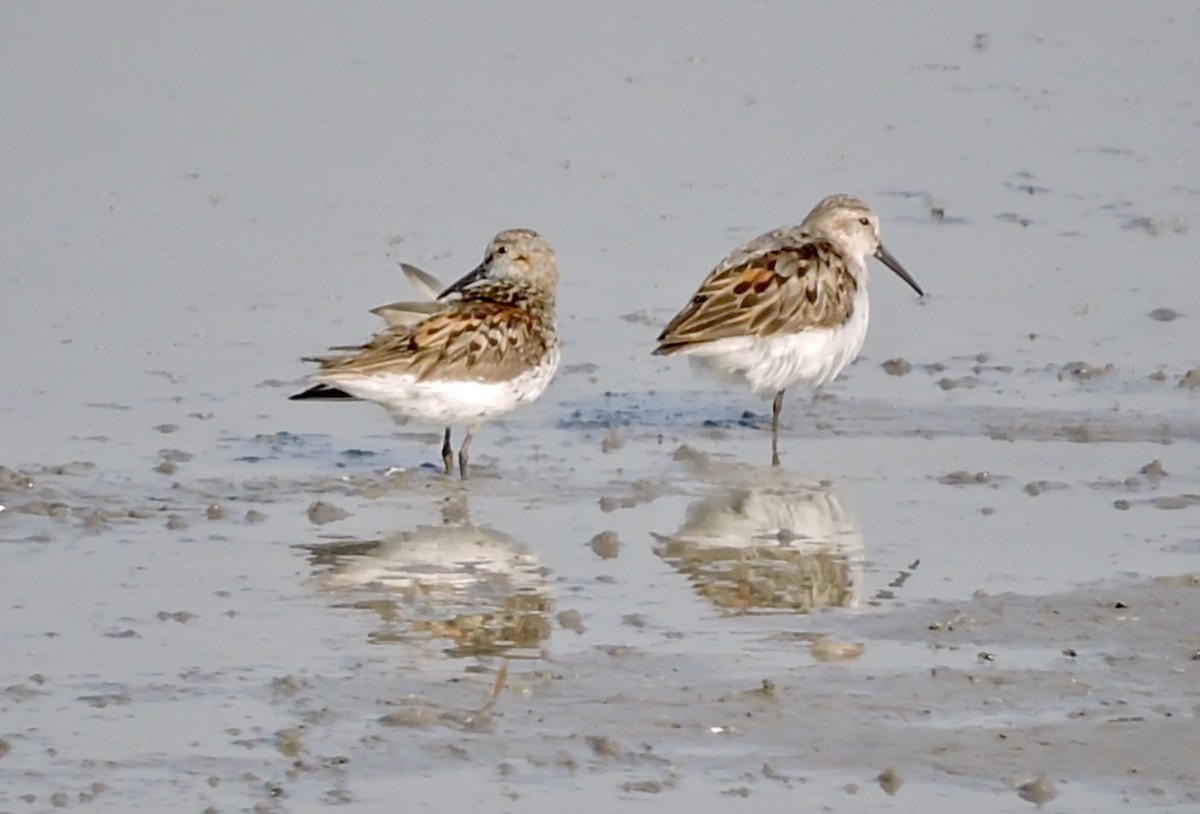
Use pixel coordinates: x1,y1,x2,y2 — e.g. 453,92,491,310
291,228,561,479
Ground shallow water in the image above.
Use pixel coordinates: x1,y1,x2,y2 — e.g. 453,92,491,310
3,2,1200,811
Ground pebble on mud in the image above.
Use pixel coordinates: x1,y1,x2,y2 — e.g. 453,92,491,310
1059,361,1114,381
1149,307,1182,321
379,707,440,728
1139,459,1167,479
1179,369,1200,389
1017,773,1057,805
672,443,709,469
876,768,903,796
275,728,304,758
205,503,226,520
245,509,268,523
556,609,586,633
307,501,350,525
0,466,34,491
881,358,912,376
810,636,865,662
588,531,622,559
166,514,188,530
585,735,624,760
1023,480,1068,497
937,376,978,390
939,470,992,485
0,738,11,759
600,429,623,453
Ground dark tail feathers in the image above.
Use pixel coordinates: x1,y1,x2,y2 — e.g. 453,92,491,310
289,384,358,401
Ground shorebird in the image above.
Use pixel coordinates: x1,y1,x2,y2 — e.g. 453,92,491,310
291,228,560,479
653,195,923,465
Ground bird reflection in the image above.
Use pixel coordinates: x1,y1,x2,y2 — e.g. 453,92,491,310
653,475,864,613
301,496,553,658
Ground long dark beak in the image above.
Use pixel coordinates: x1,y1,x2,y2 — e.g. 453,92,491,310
874,243,924,298
437,262,488,299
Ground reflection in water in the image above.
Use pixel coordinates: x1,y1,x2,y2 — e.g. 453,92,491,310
302,497,553,658
654,478,864,613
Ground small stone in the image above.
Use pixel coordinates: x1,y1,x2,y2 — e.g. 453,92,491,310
876,768,903,796
600,430,623,453
881,358,912,376
1149,307,1182,322
585,736,623,759
205,504,226,521
307,501,350,525
1139,459,1167,479
1179,369,1200,389
1017,773,1057,805
556,609,586,633
588,531,622,559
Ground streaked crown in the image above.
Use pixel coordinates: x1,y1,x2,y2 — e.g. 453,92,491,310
800,194,883,260
481,228,559,293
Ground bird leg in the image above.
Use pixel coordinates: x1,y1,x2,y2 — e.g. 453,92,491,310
458,427,476,480
441,427,454,475
771,390,785,467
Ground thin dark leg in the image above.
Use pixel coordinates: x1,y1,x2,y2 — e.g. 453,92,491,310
771,390,785,467
441,427,454,475
458,427,475,480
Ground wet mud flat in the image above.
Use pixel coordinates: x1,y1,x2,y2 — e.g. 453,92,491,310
3,386,1200,812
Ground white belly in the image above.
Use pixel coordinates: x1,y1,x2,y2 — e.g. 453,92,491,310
682,292,869,397
320,348,560,426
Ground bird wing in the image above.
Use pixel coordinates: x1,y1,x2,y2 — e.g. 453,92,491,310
312,302,552,383
654,238,858,354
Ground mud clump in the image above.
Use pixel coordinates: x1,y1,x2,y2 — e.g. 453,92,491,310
556,609,586,633
939,470,992,485
1017,773,1057,805
876,768,903,796
585,735,624,759
588,531,622,559
881,358,912,376
1140,460,1167,481
600,429,624,453
1149,307,1182,322
1023,480,1069,497
937,376,978,390
1059,361,1114,381
0,466,34,491
307,501,350,525
1179,369,1200,389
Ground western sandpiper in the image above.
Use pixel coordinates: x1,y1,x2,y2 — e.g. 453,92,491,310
653,195,923,466
291,228,561,479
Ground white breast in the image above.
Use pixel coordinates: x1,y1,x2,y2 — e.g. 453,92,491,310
323,346,561,426
682,290,870,397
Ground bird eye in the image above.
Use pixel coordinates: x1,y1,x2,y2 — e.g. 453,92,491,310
858,217,870,226
496,246,508,255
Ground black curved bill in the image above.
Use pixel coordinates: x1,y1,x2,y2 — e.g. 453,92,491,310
874,244,924,298
438,262,488,298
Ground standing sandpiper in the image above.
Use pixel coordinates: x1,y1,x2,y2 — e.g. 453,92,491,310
653,195,923,465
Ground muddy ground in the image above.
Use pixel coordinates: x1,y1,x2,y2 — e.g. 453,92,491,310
3,2,1200,812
